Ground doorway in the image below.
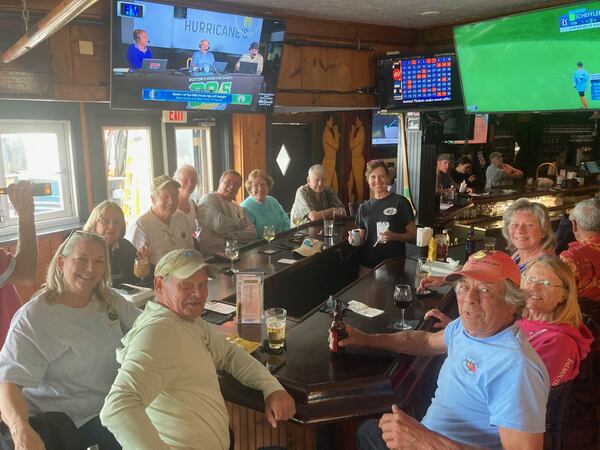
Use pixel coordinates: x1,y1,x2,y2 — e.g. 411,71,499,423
268,123,313,211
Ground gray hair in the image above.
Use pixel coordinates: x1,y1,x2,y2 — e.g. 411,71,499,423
502,198,556,252
45,231,114,310
570,198,600,232
174,164,198,183
308,164,325,178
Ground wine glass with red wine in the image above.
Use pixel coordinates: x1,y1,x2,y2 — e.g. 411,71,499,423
392,284,418,330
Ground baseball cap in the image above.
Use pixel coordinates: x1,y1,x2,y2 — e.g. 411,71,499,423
489,151,503,160
445,250,520,285
152,175,180,195
437,153,452,162
155,249,217,279
249,42,259,49
293,238,323,257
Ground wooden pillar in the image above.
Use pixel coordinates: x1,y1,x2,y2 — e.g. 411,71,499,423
231,113,267,203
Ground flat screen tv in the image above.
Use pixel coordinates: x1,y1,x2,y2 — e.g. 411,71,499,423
110,0,286,112
377,53,464,112
454,1,600,113
371,111,400,146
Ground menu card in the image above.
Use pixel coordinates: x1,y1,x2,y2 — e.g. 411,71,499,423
235,272,264,324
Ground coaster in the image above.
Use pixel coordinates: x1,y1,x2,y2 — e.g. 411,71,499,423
261,339,287,355
259,249,280,255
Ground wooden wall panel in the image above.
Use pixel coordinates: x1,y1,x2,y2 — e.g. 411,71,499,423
231,113,267,202
325,49,351,92
50,26,74,85
278,44,303,90
0,231,65,304
301,47,327,90
69,24,109,88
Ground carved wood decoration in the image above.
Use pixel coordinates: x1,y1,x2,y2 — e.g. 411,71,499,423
321,115,341,193
344,111,370,204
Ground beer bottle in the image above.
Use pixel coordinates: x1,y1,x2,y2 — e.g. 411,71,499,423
465,225,476,259
329,299,348,353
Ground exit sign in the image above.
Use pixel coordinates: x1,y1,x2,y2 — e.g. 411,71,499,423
162,111,187,123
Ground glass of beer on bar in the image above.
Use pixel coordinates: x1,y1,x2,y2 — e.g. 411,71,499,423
265,307,286,350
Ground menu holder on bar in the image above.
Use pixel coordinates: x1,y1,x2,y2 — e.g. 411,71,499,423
236,272,264,324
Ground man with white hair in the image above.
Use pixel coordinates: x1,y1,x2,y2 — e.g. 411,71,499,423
126,175,194,266
101,249,295,449
197,170,256,255
560,198,600,299
290,164,346,224
173,164,199,238
341,251,549,450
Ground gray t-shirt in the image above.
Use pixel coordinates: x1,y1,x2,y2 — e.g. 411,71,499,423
486,164,513,188
0,290,140,427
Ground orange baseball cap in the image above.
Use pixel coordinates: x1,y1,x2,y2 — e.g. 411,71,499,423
445,250,520,285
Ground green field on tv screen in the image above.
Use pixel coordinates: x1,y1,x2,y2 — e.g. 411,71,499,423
454,1,600,113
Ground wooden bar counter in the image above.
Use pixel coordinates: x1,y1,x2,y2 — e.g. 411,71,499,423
217,250,458,449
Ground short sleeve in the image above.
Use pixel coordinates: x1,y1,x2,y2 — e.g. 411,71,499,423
443,318,461,349
398,197,415,226
126,219,148,253
114,293,142,333
356,204,366,229
486,354,548,433
0,307,48,388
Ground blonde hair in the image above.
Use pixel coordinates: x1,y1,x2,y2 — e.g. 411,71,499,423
245,169,274,193
45,231,115,310
502,198,556,253
83,201,126,240
522,256,582,328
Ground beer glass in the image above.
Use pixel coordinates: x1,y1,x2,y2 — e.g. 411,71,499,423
133,257,150,285
265,308,286,350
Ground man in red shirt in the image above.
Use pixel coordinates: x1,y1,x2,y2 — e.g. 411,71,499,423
0,181,37,347
560,198,600,300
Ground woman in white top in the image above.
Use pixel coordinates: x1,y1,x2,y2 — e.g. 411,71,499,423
174,164,199,240
0,231,140,450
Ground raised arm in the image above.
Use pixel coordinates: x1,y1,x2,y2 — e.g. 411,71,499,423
7,182,37,286
339,326,447,356
0,383,45,450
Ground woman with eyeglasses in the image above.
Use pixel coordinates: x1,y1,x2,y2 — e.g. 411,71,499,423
84,200,142,285
0,231,140,449
425,256,592,387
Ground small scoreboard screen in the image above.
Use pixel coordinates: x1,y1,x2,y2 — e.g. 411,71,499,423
393,56,452,103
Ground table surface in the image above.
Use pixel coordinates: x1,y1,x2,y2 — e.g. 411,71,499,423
220,256,458,424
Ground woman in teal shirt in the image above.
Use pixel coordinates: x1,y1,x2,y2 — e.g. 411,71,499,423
241,170,290,238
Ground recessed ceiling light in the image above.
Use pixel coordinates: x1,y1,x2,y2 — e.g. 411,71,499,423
421,11,440,16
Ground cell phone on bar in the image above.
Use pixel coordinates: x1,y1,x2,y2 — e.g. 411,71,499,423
0,183,52,196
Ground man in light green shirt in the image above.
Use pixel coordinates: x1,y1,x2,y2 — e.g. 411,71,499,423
100,249,295,449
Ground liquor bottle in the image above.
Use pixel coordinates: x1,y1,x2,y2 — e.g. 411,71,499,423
329,299,348,353
465,225,476,259
0,182,52,196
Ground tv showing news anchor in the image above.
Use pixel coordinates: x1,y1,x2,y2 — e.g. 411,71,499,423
110,0,286,112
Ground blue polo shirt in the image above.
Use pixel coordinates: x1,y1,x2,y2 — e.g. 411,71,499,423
127,44,153,70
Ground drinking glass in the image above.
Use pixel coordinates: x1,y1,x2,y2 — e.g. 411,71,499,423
133,257,150,285
224,240,239,274
391,284,417,330
484,236,496,251
263,225,276,248
292,216,303,228
323,218,334,237
265,307,286,350
415,258,432,287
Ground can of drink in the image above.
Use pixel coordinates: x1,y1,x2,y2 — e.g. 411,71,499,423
350,229,362,246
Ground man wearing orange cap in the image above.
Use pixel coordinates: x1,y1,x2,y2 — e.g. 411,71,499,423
340,251,549,450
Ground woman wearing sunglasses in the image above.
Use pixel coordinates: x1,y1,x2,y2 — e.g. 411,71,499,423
426,255,592,387
84,201,146,285
0,231,140,449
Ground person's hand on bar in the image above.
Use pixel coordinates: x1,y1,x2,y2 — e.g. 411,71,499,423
336,325,369,349
264,389,296,428
417,275,445,292
424,309,451,329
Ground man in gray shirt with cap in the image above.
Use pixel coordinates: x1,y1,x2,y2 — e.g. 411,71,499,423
485,152,523,188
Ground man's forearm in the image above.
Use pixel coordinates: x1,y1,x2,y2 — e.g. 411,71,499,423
13,211,37,285
358,330,445,356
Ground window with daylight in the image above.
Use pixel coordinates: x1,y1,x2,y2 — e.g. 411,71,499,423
103,127,153,226
0,120,78,235
175,127,213,200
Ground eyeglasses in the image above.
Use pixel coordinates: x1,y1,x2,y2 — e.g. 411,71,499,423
98,216,121,227
522,275,564,289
